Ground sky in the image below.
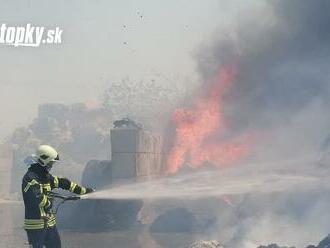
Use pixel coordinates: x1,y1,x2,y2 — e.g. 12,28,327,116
2,0,330,153
0,0,223,142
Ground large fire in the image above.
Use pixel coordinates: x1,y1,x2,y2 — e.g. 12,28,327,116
166,65,251,174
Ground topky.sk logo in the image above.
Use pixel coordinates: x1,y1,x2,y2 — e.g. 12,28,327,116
0,23,63,47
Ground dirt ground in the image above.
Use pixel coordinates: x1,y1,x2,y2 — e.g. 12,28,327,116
0,202,196,248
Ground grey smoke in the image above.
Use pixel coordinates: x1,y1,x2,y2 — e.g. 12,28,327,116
187,0,330,247
196,0,330,132
3,1,330,247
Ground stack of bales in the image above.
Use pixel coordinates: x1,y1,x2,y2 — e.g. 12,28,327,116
0,144,14,237
61,121,164,231
0,144,13,196
111,127,163,182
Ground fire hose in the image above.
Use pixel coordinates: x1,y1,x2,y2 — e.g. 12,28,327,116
23,192,81,246
46,191,81,215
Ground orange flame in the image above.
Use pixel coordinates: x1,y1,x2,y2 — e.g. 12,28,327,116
166,66,251,174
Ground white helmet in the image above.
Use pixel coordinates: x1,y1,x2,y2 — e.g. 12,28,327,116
32,145,60,167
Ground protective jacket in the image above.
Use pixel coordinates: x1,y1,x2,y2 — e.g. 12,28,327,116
22,163,87,230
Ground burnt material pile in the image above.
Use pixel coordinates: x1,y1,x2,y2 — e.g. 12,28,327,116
257,245,295,248
189,233,330,248
306,234,330,248
188,240,224,248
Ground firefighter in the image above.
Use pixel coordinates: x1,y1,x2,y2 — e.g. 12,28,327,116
22,145,95,248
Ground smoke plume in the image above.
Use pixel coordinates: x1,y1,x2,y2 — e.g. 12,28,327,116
172,0,330,246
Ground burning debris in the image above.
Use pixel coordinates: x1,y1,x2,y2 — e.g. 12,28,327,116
113,117,142,129
166,66,252,174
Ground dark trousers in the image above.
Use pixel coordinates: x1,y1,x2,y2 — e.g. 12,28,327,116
26,226,61,248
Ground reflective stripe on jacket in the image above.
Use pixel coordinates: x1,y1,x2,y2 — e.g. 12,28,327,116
22,163,87,230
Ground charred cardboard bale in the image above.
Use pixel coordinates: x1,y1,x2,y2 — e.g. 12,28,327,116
150,208,197,233
60,123,163,231
188,240,224,248
60,199,142,231
82,159,142,231
82,160,113,188
110,126,163,181
59,159,143,231
58,159,112,230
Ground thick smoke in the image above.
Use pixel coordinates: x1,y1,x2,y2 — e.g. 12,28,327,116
194,0,330,160
4,1,330,247
191,0,330,247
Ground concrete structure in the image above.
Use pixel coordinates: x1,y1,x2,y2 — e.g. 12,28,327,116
111,127,163,181
0,144,13,196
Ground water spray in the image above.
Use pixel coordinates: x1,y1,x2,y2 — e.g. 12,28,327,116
81,168,322,201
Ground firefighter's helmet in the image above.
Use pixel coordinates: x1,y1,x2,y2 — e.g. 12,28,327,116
33,145,60,166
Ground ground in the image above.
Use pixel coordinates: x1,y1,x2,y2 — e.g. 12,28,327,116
0,202,196,248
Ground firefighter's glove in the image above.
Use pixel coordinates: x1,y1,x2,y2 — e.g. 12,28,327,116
86,187,95,194
44,200,53,214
